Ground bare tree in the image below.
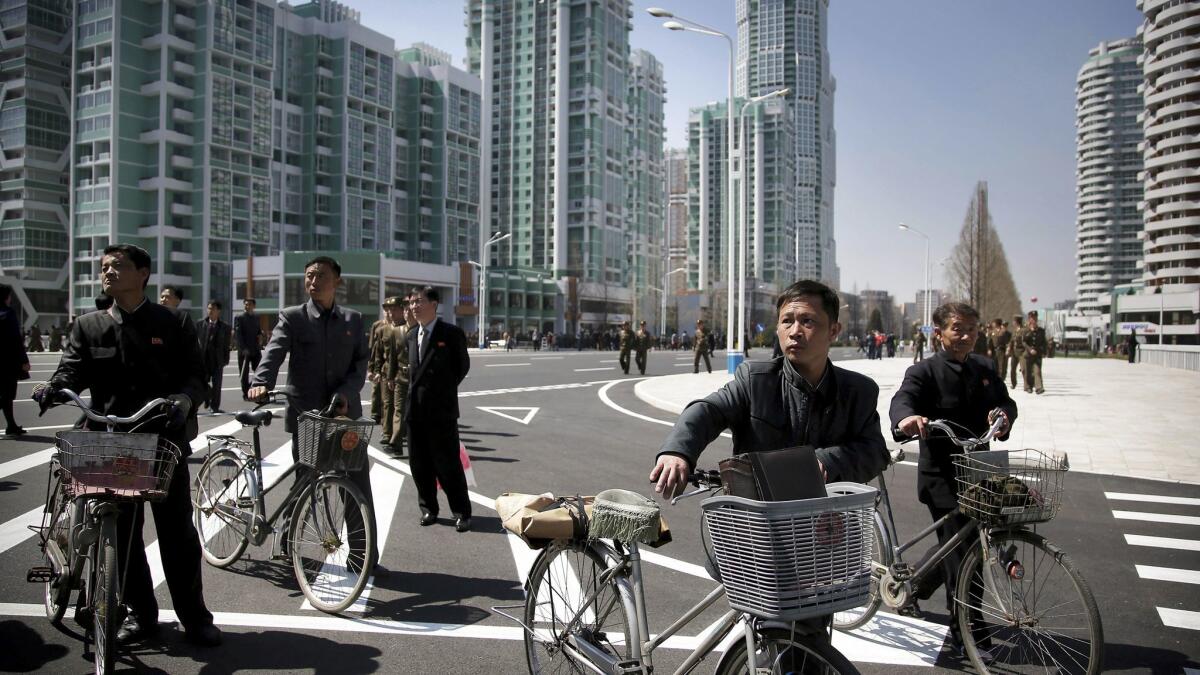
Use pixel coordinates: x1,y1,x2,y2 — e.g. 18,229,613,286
945,181,1023,323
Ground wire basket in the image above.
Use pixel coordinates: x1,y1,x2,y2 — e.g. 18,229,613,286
295,411,373,472
54,431,180,501
954,449,1067,526
700,482,877,621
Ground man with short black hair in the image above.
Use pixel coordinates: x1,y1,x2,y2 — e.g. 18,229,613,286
234,298,262,399
197,300,230,413
159,285,184,309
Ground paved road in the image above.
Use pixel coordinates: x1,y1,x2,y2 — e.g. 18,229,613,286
0,347,1197,673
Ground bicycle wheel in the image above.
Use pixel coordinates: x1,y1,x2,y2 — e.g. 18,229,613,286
523,540,635,674
43,477,72,624
715,627,860,675
290,475,374,613
92,514,119,675
955,528,1103,675
833,513,887,631
192,448,256,567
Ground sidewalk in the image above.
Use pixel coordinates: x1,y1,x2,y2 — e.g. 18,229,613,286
635,355,1200,484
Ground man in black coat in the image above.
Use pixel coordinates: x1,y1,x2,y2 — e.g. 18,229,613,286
0,284,29,436
234,298,263,399
196,300,230,413
889,301,1017,653
38,244,220,646
404,285,472,532
652,280,888,497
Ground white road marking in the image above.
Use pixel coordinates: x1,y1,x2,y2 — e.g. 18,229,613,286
673,363,692,367
476,407,539,425
486,363,531,367
1136,565,1200,585
596,380,731,438
0,448,55,481
530,356,563,360
1158,607,1200,630
638,549,714,580
1113,510,1200,526
1124,534,1200,551
460,382,593,398
574,367,613,372
599,360,618,363
833,612,947,666
1,423,73,432
1105,492,1200,506
0,505,45,555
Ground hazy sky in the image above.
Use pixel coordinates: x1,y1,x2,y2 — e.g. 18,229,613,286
356,0,1145,308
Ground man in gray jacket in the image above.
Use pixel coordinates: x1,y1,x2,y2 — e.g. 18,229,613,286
651,280,887,497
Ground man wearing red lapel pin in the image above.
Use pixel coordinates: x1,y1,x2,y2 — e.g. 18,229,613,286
405,285,472,532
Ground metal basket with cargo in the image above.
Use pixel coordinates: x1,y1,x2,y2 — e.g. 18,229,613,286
295,411,373,473
953,448,1068,526
54,430,179,501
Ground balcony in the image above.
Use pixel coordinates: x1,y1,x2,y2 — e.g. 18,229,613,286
174,13,196,30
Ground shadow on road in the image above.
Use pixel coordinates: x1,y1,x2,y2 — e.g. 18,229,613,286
189,629,383,674
1104,641,1197,674
0,620,70,671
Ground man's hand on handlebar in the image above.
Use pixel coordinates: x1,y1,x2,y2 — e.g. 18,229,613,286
987,408,1011,437
31,383,63,416
897,414,929,439
649,454,690,500
165,394,191,431
246,385,269,403
322,393,348,418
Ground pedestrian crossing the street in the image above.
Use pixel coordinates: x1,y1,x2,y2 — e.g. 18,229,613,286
1106,491,1200,632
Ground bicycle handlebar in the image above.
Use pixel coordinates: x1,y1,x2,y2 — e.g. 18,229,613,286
254,386,344,417
51,388,175,427
892,409,1008,451
669,469,723,505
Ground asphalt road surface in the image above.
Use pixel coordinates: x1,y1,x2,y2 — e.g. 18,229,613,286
0,346,1197,674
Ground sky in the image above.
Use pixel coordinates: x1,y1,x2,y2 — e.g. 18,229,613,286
354,0,1145,308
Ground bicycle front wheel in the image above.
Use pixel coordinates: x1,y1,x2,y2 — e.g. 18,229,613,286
192,448,256,568
92,514,120,675
833,513,887,631
955,528,1103,675
43,476,72,624
715,627,860,675
523,540,635,674
290,475,374,613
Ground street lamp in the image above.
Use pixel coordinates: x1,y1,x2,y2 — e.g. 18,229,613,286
478,231,511,349
661,267,686,338
736,88,789,358
651,6,738,372
467,260,483,346
898,222,931,333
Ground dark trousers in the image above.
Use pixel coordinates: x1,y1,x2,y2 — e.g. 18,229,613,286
693,350,711,373
635,350,647,375
118,460,213,629
619,348,632,374
1,377,17,428
205,364,223,410
237,348,260,398
289,434,378,565
408,419,471,518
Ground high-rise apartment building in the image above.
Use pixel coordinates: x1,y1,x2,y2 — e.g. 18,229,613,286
1074,38,1144,315
665,147,688,296
736,0,837,288
626,49,665,325
0,0,71,328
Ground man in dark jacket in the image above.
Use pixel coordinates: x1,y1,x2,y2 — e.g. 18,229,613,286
889,301,1017,655
651,280,888,497
0,284,29,436
233,298,263,399
38,244,219,646
196,300,230,413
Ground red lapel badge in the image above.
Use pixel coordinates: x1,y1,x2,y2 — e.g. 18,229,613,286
437,341,445,347
151,337,163,345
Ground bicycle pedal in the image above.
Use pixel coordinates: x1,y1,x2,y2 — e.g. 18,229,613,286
26,566,53,583
236,497,254,508
614,660,642,674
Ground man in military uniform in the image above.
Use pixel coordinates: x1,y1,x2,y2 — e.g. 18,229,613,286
617,321,634,374
381,295,415,456
1022,311,1047,394
634,320,652,375
1008,314,1025,390
47,324,63,352
370,297,404,453
693,319,711,374
988,318,1011,379
912,324,926,363
368,297,396,423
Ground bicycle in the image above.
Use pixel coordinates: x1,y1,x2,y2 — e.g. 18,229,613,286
831,413,1103,675
27,389,181,675
189,386,376,613
496,473,877,674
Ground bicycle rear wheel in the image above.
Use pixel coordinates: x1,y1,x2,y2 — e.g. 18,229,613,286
833,513,886,631
192,448,256,568
523,540,635,674
43,476,72,624
92,514,119,675
290,475,374,613
715,627,860,675
955,528,1103,675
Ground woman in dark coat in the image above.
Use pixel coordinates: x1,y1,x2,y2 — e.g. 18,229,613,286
0,284,29,435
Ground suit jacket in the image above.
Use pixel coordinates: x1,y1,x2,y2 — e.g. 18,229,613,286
889,351,1018,508
0,306,28,383
404,318,469,423
233,312,262,353
196,318,231,370
251,300,369,433
48,300,206,449
658,358,888,484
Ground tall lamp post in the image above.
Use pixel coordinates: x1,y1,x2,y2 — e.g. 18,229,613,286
660,267,686,338
898,223,931,333
477,231,511,349
736,88,789,360
467,260,483,345
649,7,738,372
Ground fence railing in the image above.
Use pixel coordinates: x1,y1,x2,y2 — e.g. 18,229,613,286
1139,345,1200,372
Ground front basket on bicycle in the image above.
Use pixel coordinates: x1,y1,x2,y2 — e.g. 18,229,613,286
54,431,179,501
701,482,877,622
954,448,1067,526
295,411,373,473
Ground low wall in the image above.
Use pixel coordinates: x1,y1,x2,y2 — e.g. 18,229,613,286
1139,344,1200,372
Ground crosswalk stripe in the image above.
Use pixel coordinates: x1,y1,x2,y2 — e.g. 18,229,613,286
1158,607,1200,630
574,367,613,372
1124,534,1200,552
1135,565,1200,585
0,505,45,556
0,448,55,481
1105,492,1200,507
1112,510,1200,526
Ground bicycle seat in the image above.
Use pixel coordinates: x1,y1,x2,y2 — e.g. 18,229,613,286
236,409,273,427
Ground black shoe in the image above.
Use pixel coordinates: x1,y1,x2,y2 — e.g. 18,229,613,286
455,516,471,533
116,613,160,645
897,601,924,619
379,443,393,454
184,623,222,647
420,512,438,526
4,426,25,436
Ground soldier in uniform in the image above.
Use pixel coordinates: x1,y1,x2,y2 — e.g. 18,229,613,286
693,319,711,374
1022,311,1047,394
618,320,635,374
370,297,404,453
381,295,414,456
1008,314,1025,390
912,324,926,363
634,320,652,375
47,324,63,352
987,318,1011,379
368,297,396,424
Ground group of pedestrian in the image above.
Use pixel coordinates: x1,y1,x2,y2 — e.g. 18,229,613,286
368,294,415,456
617,320,654,375
983,312,1046,394
861,330,896,359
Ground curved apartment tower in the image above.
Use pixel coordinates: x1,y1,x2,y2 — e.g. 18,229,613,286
1137,0,1200,292
1074,38,1144,315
